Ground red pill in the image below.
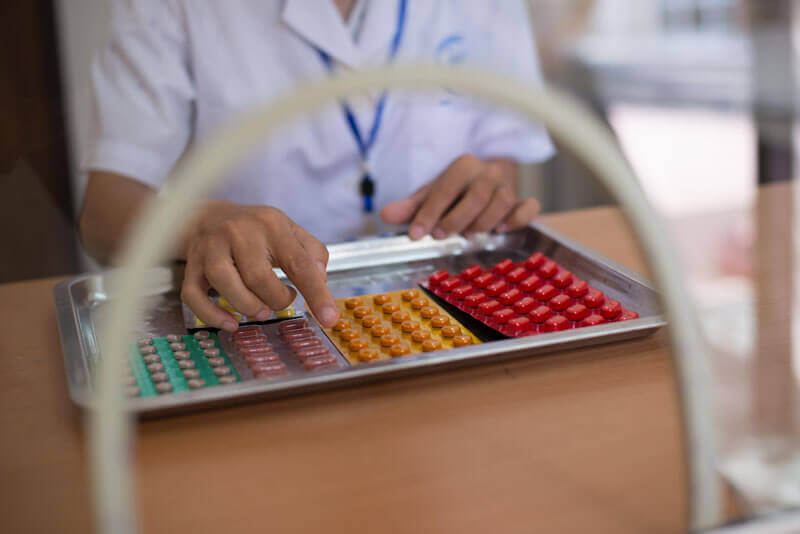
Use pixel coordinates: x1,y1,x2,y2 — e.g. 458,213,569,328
473,272,495,289
584,290,606,309
439,277,461,292
240,345,274,356
477,300,501,315
534,284,557,302
429,270,450,286
618,310,640,321
252,363,286,377
524,252,545,270
507,316,531,335
304,355,338,371
493,259,515,275
506,267,528,284
565,304,589,322
296,346,330,361
529,306,552,324
499,288,522,305
283,329,314,342
544,315,569,332
537,261,558,279
464,292,488,308
581,314,605,327
491,308,516,324
600,300,622,320
452,285,474,300
513,296,537,314
549,294,571,312
290,337,323,351
566,280,589,299
246,353,280,365
520,275,543,293
233,328,262,340
460,265,482,280
552,271,574,289
236,335,267,347
278,319,308,333
486,280,508,297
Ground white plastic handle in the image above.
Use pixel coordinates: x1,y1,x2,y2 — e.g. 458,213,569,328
94,64,720,532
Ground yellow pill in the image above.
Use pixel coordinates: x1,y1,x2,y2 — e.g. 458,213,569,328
420,306,439,319
333,319,351,332
345,298,364,310
358,349,380,362
411,298,429,310
453,335,473,347
422,339,443,352
411,329,432,343
371,324,391,337
373,294,393,305
401,320,421,334
349,339,369,352
353,306,372,319
430,315,450,328
391,310,411,324
380,334,400,347
382,303,401,315
340,329,360,341
441,325,461,338
390,344,411,357
361,315,381,328
276,308,294,318
401,289,420,301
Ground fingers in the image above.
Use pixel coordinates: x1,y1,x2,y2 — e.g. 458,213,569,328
408,155,483,239
380,182,432,229
465,183,517,234
270,217,340,327
228,231,297,313
292,223,330,282
180,247,240,332
497,197,541,233
436,177,498,237
202,234,273,321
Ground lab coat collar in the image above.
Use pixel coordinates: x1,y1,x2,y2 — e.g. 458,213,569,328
282,0,362,69
357,0,400,66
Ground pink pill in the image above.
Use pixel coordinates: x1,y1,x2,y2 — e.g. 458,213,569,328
278,319,308,333
296,346,330,361
239,345,274,356
304,355,338,371
289,338,323,351
246,353,280,365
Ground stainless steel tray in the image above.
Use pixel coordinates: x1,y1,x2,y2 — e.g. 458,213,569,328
54,224,665,416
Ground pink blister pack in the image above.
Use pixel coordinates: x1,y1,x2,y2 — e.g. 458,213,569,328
422,253,639,338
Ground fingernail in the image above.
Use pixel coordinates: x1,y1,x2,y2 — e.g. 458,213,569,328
222,321,238,332
409,224,425,240
255,310,271,322
433,228,447,240
496,224,509,233
319,305,340,327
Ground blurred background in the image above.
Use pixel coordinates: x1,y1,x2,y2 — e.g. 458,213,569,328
0,0,775,283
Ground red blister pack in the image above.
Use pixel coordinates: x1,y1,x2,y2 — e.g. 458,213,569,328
422,254,639,338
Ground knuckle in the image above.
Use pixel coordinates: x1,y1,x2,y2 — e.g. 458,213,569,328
498,187,516,209
255,207,285,229
240,267,267,291
284,254,312,277
204,260,228,283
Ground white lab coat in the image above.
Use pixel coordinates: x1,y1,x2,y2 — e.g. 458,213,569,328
88,0,555,243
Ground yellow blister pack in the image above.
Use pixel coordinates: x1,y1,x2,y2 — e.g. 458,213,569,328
318,289,481,365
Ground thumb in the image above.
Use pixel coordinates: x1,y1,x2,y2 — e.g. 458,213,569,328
380,183,432,225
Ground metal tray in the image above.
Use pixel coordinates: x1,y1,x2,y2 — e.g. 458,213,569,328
54,224,665,416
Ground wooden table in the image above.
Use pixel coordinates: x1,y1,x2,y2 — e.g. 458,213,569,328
1,206,698,533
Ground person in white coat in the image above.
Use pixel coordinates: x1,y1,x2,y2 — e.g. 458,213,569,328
79,0,555,330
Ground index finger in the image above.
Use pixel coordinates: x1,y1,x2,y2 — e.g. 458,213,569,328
272,222,339,327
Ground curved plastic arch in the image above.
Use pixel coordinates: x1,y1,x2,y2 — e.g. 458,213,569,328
94,64,720,532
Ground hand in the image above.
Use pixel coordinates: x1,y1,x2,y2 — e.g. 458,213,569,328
180,201,340,332
380,155,541,240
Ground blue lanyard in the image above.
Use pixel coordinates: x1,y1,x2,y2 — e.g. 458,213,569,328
314,0,408,213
